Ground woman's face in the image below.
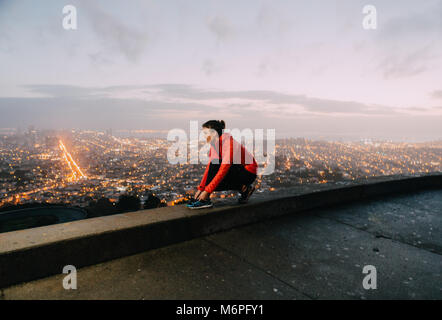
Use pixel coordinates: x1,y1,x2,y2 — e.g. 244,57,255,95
202,127,218,144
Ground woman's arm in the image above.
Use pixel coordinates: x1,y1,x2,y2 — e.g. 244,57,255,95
198,159,211,191
204,136,233,194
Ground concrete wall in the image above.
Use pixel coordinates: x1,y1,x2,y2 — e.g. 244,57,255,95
1,173,441,288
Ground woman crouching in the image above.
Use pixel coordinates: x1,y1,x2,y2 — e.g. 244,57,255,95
187,120,257,209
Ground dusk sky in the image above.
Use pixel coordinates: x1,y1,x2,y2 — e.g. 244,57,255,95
0,0,441,140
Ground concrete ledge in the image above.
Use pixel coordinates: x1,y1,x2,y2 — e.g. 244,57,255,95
1,173,441,288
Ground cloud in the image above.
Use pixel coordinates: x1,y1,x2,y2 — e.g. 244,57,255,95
23,84,150,99
83,3,149,63
1,84,441,140
431,90,442,99
378,45,436,79
202,59,217,76
0,30,12,53
374,2,442,79
144,84,399,116
8,83,425,134
380,2,442,41
20,84,402,117
24,85,104,98
207,16,235,41
0,95,212,130
404,107,433,112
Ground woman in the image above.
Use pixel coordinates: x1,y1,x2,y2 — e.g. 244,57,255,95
187,120,258,209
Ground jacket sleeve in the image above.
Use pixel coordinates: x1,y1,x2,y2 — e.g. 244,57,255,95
204,137,232,193
198,160,211,191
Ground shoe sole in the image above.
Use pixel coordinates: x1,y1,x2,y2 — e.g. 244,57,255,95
188,204,213,210
239,186,255,204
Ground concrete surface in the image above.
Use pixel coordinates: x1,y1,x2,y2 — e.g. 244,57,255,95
1,173,441,289
2,188,441,300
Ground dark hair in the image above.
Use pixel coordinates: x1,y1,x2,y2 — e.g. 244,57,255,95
202,120,225,137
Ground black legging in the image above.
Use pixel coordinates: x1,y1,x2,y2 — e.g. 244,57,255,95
205,161,257,192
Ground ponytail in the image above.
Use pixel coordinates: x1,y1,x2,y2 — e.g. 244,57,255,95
202,120,226,137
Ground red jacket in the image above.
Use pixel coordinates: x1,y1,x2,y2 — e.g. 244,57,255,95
198,133,257,193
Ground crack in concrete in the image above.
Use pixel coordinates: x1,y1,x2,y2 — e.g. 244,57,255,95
315,214,442,257
203,237,315,300
375,234,392,240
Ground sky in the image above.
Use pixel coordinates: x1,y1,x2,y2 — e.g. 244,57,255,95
0,0,441,141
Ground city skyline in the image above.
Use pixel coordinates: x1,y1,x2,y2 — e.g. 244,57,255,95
1,128,441,210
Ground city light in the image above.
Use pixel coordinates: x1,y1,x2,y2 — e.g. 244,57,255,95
0,130,441,209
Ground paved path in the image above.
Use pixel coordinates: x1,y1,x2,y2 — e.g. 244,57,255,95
2,189,441,299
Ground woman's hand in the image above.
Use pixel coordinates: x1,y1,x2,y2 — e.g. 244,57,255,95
196,190,210,201
194,189,202,200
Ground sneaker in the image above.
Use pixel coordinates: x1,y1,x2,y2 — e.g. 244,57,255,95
238,185,255,204
187,199,213,209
